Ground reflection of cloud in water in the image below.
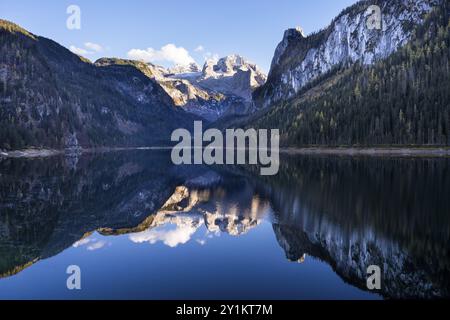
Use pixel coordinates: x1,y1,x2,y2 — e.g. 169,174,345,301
73,238,91,248
196,239,206,246
73,237,108,251
130,222,200,248
87,240,107,251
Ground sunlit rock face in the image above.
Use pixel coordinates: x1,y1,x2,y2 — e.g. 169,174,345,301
168,62,201,75
199,55,267,99
255,0,440,108
164,55,267,121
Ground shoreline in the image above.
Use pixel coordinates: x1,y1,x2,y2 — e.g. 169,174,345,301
0,147,173,159
0,149,63,158
1,146,450,159
282,147,450,157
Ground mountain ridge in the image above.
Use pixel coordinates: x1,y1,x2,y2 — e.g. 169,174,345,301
1,0,449,150
96,54,267,121
254,0,441,108
0,19,200,150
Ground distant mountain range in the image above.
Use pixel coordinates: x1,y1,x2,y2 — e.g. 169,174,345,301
0,0,448,150
96,55,266,121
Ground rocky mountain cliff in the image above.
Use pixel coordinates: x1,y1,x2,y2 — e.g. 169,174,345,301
0,20,199,151
198,55,267,100
254,0,440,108
240,0,449,146
175,55,266,121
97,55,266,122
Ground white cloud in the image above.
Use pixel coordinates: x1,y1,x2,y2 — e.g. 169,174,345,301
194,45,205,52
69,45,90,56
127,44,196,66
70,42,105,56
84,42,103,52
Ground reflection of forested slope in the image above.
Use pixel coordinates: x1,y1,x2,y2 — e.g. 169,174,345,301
256,156,450,256
273,223,449,299
0,151,189,277
227,156,450,298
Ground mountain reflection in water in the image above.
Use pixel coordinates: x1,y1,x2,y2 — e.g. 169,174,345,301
0,150,449,299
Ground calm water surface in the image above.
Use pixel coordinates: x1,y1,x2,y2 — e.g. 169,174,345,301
0,151,448,299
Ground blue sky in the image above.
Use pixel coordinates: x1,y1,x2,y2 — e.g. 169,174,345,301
0,0,358,72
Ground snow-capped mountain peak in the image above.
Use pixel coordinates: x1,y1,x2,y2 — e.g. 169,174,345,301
168,62,201,75
202,54,265,81
106,54,267,121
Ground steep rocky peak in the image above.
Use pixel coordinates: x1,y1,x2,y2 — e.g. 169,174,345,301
271,26,307,68
257,0,441,108
284,26,306,40
214,54,246,73
201,54,265,80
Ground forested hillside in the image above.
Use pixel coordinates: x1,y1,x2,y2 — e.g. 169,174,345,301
0,20,197,151
249,3,450,146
